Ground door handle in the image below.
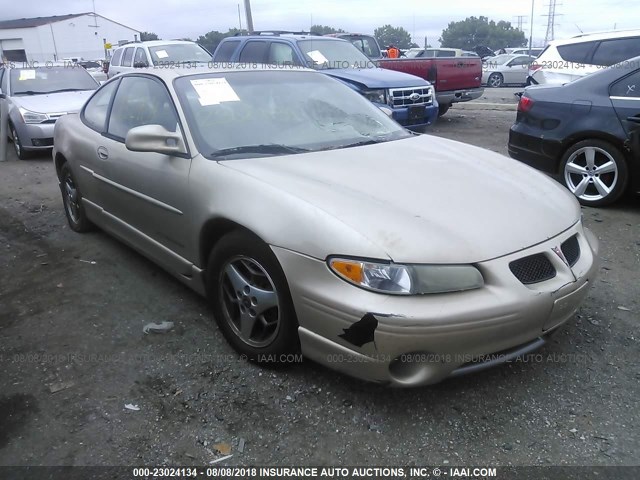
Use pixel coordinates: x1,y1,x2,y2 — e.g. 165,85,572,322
627,116,640,124
97,146,109,160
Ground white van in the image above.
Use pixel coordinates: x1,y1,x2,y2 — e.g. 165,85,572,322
528,29,640,85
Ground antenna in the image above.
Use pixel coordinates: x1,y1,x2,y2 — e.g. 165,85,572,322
575,23,583,34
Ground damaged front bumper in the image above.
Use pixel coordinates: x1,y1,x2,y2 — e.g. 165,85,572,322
272,223,599,387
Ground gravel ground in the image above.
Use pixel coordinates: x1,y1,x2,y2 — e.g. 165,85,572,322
1,110,639,467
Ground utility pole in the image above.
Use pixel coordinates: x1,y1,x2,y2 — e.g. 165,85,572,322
543,0,562,45
244,0,254,33
237,4,242,31
529,0,535,55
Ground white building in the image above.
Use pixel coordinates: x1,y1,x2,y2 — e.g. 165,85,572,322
0,13,140,63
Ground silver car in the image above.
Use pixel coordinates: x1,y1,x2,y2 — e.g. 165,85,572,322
0,64,99,159
482,54,535,87
53,66,599,386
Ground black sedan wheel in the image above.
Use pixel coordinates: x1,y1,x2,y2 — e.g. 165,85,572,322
560,140,628,207
487,73,504,88
207,231,300,363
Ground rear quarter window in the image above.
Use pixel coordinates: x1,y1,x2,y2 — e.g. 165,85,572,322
557,41,597,64
122,47,134,67
111,48,123,66
214,41,240,62
592,37,640,67
610,69,640,97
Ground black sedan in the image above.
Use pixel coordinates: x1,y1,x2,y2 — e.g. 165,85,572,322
508,57,640,206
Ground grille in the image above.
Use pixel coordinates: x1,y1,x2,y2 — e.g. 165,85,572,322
389,87,433,107
509,253,556,285
560,235,580,267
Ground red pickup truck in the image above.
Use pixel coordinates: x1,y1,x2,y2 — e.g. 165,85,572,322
329,34,483,117
379,55,484,117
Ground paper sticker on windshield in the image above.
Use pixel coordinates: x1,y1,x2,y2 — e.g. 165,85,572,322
155,50,169,59
190,78,240,106
307,50,328,65
18,70,36,80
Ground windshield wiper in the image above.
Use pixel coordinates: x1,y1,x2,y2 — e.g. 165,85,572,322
46,88,92,93
210,144,310,158
324,138,386,150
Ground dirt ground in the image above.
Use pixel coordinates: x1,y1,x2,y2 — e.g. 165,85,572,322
1,110,639,468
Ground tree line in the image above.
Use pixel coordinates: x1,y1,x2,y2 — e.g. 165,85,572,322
140,16,526,54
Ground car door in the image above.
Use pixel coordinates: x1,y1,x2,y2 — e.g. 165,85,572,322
71,79,121,210
610,68,640,158
100,74,193,273
504,56,531,84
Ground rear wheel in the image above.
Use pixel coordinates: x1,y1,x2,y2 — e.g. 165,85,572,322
206,231,300,363
487,73,504,88
560,139,628,207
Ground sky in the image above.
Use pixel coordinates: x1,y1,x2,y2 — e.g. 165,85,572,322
1,0,636,47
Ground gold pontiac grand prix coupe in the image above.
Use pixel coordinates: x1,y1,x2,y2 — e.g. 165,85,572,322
52,65,599,386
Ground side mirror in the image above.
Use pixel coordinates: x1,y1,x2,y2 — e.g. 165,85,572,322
125,125,187,156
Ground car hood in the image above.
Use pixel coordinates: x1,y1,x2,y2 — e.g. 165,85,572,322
10,90,95,114
322,67,428,89
222,135,580,263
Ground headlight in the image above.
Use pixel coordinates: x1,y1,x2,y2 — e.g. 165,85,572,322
328,258,484,295
19,107,49,124
362,89,386,104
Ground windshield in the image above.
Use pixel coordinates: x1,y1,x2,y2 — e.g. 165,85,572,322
297,39,375,69
148,43,212,65
341,35,382,59
10,67,99,95
175,70,410,160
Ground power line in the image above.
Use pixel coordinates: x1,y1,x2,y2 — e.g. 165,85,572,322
543,0,562,44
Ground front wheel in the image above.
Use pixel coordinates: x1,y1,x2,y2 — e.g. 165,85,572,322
10,125,31,160
487,73,504,88
60,163,94,232
560,139,628,207
206,231,300,363
437,103,450,117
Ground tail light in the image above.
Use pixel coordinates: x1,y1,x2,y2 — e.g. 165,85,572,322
518,96,534,113
529,62,542,73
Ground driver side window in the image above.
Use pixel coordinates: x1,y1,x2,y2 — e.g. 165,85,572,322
107,76,179,140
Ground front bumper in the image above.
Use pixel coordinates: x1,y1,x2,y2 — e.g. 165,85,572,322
273,222,599,387
436,87,484,106
392,103,439,130
13,121,55,150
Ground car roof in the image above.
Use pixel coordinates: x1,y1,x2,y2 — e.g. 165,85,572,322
234,34,344,42
115,40,199,49
118,64,315,81
550,28,640,46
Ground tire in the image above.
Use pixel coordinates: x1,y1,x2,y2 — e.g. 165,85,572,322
10,124,31,160
206,231,300,363
60,163,94,232
487,73,504,88
560,139,628,207
437,103,450,117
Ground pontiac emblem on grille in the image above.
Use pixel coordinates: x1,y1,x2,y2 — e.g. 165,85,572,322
552,246,569,267
409,92,421,101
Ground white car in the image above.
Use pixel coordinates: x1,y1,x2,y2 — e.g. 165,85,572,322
107,40,212,78
482,55,535,87
528,29,640,85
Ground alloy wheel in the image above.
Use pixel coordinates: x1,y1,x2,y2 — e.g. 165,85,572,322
219,256,280,348
564,146,618,202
